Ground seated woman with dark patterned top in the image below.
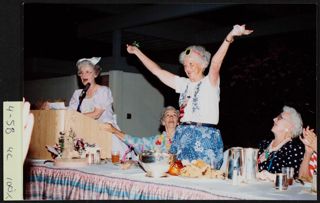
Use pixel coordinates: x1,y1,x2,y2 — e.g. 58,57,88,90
256,106,304,182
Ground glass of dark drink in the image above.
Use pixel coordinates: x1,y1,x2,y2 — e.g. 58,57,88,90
111,150,120,164
281,167,294,185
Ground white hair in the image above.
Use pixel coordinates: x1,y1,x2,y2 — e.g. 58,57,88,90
179,45,211,69
76,60,102,75
283,105,303,138
160,106,179,124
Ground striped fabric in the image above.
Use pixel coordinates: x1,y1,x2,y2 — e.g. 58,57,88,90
309,152,317,176
24,166,236,200
23,162,317,200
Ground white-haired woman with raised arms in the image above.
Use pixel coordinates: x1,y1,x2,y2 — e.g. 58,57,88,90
126,24,253,169
257,106,305,181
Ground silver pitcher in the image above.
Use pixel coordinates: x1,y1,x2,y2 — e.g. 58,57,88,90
243,148,259,182
226,147,244,180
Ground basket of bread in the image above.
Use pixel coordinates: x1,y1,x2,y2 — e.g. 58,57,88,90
169,159,225,179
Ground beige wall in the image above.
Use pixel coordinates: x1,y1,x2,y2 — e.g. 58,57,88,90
110,70,164,137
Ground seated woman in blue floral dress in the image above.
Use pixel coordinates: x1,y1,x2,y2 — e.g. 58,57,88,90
104,106,179,155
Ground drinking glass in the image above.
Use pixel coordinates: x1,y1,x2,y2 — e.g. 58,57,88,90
275,173,288,190
312,173,317,193
111,150,120,164
281,167,294,185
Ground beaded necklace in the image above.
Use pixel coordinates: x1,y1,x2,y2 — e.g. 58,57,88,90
179,81,202,113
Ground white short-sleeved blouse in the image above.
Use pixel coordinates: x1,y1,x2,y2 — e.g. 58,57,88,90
68,86,115,124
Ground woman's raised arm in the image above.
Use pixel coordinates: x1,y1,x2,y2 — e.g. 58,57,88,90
209,24,253,86
127,44,177,89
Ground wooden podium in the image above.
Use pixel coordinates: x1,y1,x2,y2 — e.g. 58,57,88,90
27,110,112,160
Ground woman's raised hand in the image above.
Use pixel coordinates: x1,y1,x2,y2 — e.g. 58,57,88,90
300,126,317,153
126,44,139,54
231,24,253,37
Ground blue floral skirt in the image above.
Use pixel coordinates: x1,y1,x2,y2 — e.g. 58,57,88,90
169,125,224,169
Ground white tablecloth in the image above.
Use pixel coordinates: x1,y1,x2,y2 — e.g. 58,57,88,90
24,159,317,200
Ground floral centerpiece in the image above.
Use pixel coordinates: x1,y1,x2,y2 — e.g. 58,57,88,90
46,128,94,160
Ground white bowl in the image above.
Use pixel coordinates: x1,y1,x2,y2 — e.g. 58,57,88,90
139,151,170,178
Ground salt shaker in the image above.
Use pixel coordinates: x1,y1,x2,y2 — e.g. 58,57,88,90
232,167,238,185
95,149,101,164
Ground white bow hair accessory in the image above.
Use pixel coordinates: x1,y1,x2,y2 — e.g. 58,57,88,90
77,57,101,66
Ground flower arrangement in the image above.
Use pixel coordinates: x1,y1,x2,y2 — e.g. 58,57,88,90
47,128,94,159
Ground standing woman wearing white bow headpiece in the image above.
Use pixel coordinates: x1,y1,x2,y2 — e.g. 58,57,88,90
68,57,129,156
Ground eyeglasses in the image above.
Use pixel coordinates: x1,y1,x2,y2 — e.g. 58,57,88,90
77,70,94,76
185,48,203,57
164,113,178,118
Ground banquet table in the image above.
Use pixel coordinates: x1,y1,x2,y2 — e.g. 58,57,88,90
24,159,317,200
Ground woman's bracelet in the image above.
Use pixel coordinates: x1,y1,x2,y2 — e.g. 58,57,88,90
225,37,234,43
